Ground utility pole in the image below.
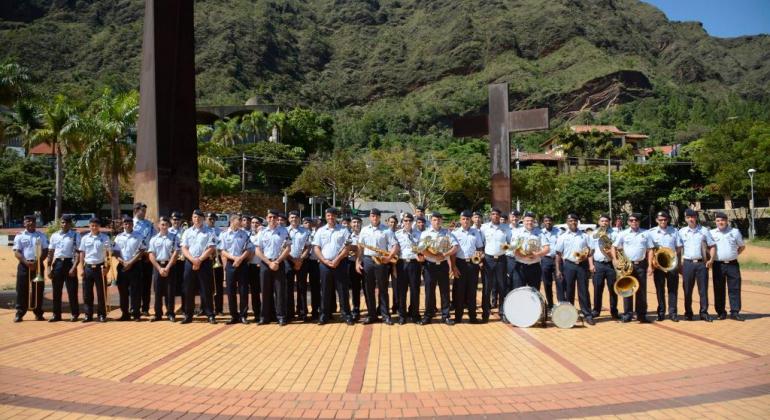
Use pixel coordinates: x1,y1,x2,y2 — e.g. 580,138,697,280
515,147,521,212
241,152,246,192
608,158,612,220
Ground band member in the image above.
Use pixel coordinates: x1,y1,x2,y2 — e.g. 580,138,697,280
513,212,549,290
395,213,422,324
46,214,81,322
311,208,348,324
590,214,619,318
612,212,654,323
78,217,110,322
133,202,156,317
169,212,186,313
356,208,398,325
247,217,263,322
452,210,484,323
539,215,561,309
480,208,512,323
219,214,254,324
113,215,146,321
348,216,364,321
649,211,683,322
147,216,180,322
240,214,251,231
286,210,311,321
679,209,716,322
254,209,291,325
305,217,322,320
414,215,426,233
205,212,225,315
554,213,595,325
12,215,48,322
414,206,426,224
502,210,521,306
387,215,399,315
418,212,458,325
180,209,218,324
711,212,746,321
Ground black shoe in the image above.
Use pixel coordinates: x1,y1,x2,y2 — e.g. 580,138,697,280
226,318,239,325
70,316,79,322
180,317,192,324
279,319,288,326
35,315,45,321
150,317,161,322
118,315,131,321
168,315,176,322
362,317,374,325
257,319,268,325
240,318,249,325
345,318,355,326
13,314,22,323
657,313,665,322
639,317,652,324
701,313,714,322
480,317,489,324
82,316,93,323
134,316,142,322
444,318,455,326
730,313,745,322
585,316,596,326
98,315,107,323
620,314,632,323
208,316,217,324
384,318,394,325
48,317,61,323
718,312,727,320
610,312,620,320
670,314,679,322
398,318,406,325
418,317,431,325
469,318,480,324
318,319,327,325
591,311,600,318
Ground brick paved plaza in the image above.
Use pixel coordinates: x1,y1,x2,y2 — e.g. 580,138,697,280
1,271,769,419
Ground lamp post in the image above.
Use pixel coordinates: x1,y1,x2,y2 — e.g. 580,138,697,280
748,168,756,240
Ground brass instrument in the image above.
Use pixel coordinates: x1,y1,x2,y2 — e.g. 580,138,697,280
593,227,614,259
613,248,638,298
573,248,591,262
212,251,223,269
359,243,397,265
653,247,678,273
103,245,112,313
500,237,521,253
411,236,432,254
33,241,45,283
470,251,483,265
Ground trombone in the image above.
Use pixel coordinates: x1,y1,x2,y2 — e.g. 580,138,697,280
102,246,113,314
29,240,45,311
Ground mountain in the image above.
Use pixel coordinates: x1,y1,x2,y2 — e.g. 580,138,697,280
2,0,769,147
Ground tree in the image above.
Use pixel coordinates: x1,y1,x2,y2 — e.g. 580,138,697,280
76,89,139,222
210,116,243,146
0,61,30,106
240,111,269,142
288,149,370,209
283,108,333,154
553,129,634,163
0,151,54,224
4,101,40,153
29,95,78,221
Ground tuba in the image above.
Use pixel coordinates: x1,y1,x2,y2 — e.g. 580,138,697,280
593,227,614,259
653,247,678,273
359,243,397,265
613,248,638,298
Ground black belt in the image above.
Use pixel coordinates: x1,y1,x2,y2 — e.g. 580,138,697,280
684,258,704,263
565,259,586,265
55,257,73,262
542,255,554,260
596,260,613,265
484,254,503,260
158,261,169,266
518,261,540,267
86,263,104,269
632,260,646,265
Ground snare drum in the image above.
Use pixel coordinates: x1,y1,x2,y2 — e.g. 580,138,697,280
551,301,579,329
503,286,546,328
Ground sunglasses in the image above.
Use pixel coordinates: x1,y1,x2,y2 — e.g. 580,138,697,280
628,218,639,222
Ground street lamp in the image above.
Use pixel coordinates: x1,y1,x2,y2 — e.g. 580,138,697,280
748,168,756,240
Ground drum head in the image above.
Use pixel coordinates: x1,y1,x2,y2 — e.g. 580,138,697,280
503,287,545,328
551,302,579,329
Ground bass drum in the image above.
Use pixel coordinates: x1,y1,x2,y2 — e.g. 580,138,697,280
503,286,546,328
551,301,579,329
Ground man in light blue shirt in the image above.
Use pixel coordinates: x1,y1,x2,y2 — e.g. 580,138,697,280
648,211,684,322
711,212,746,321
356,208,398,325
219,214,255,324
612,212,654,323
247,216,263,322
12,214,49,322
348,216,365,321
417,212,458,325
78,217,111,322
285,210,311,322
452,210,484,323
133,202,156,316
513,212,550,292
169,212,187,314
46,214,81,322
539,215,561,310
480,208,512,323
679,209,716,321
148,216,180,322
206,212,225,316
590,214,619,318
554,213,594,325
113,215,146,321
394,213,422,323
180,209,218,324
255,209,291,325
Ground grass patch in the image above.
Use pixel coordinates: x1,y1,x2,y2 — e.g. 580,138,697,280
748,239,770,249
741,260,770,272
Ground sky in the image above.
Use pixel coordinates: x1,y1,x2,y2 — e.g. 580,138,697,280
643,0,770,37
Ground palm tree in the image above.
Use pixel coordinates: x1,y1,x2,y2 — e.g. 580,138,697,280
0,61,30,107
76,89,139,223
267,111,286,143
4,101,40,153
210,117,243,146
240,111,268,143
29,95,78,221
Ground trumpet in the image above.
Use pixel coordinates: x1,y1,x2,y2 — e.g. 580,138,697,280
359,243,397,265
470,251,483,265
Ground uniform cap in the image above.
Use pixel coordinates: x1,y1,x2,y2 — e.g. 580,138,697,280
370,208,382,216
460,210,473,218
715,211,728,219
684,209,697,217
